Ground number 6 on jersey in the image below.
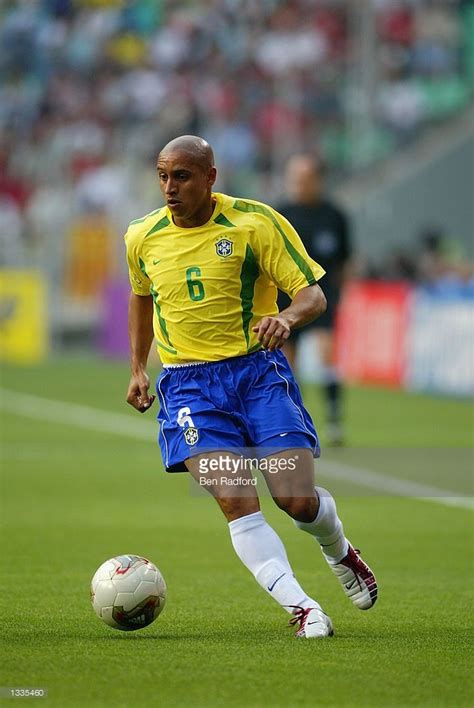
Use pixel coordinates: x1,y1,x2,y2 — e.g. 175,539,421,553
186,267,205,301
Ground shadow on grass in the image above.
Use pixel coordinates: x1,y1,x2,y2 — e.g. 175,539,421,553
5,623,472,647
100,632,199,641
4,624,286,644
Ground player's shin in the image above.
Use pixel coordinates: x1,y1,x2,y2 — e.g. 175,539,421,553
228,511,321,613
324,372,342,422
293,487,348,561
295,487,378,610
323,367,344,445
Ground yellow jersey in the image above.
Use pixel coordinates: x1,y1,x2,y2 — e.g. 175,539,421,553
125,192,325,364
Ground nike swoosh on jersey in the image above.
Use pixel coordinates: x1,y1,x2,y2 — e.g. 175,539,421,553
279,432,288,437
267,573,286,592
153,259,160,265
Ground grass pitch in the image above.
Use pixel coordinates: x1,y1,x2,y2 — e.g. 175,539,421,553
1,358,473,707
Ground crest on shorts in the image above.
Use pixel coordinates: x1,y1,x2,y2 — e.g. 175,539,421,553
215,238,233,258
183,427,199,445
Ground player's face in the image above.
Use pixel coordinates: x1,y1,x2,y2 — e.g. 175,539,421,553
157,152,217,228
286,157,322,204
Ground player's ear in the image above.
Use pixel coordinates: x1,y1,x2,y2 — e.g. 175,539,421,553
208,166,217,187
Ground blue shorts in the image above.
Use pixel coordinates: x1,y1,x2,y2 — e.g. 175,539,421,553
155,349,320,472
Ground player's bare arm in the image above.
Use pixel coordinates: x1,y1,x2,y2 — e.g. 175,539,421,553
252,283,326,351
126,292,156,412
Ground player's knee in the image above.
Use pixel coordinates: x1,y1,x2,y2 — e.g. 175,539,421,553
274,496,318,523
216,496,260,522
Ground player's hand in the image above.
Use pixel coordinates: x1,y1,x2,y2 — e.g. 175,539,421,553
252,316,291,351
126,371,156,413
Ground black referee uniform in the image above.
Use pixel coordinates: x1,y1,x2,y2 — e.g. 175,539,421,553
277,197,351,443
277,198,351,332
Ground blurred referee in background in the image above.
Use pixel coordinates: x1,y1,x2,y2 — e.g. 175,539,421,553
277,154,352,446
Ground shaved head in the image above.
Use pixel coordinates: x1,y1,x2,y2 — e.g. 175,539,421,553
156,135,217,228
159,135,215,171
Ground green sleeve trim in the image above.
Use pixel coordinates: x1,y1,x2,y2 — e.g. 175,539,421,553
239,244,260,350
214,213,236,228
145,215,170,238
138,257,176,353
150,285,176,353
129,208,162,225
138,257,149,280
232,199,316,286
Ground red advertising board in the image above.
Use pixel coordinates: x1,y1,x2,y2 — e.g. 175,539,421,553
335,281,412,387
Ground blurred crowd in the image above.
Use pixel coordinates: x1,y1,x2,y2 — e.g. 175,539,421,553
0,0,472,312
377,226,474,295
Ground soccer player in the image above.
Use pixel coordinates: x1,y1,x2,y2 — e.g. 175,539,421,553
125,135,376,639
277,154,352,445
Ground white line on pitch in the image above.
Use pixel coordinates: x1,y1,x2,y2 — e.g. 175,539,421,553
0,388,157,441
1,388,472,511
320,460,473,511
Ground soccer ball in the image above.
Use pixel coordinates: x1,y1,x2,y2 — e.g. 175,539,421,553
91,555,166,631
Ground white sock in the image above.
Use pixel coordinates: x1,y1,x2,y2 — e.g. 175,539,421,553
228,511,320,614
294,487,348,562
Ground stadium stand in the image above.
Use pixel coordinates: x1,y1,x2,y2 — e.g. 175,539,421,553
0,0,472,329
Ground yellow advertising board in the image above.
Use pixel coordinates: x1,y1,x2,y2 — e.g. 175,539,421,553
0,270,48,363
